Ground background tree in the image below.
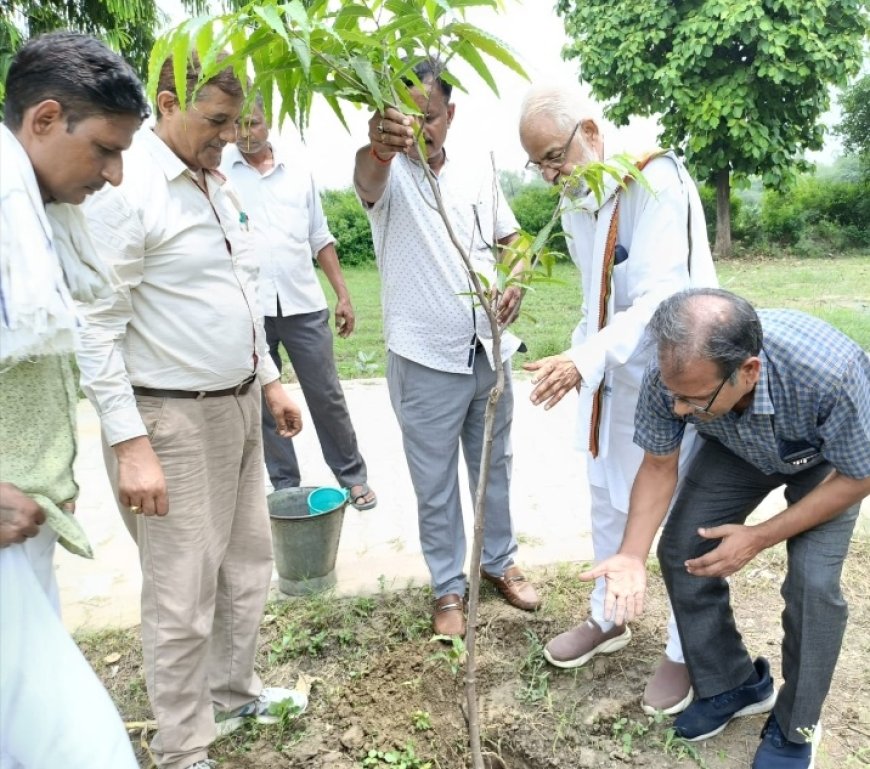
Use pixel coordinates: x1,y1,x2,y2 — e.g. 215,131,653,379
0,0,212,108
835,72,870,174
555,0,868,256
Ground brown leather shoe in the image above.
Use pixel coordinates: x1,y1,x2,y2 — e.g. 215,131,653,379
481,565,540,611
433,593,466,637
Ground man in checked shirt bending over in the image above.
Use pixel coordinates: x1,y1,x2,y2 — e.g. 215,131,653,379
586,288,870,769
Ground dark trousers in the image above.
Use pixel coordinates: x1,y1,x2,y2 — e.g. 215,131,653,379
262,308,367,490
658,436,859,742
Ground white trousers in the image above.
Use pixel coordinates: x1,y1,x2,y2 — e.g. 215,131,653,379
0,538,137,768
589,484,684,663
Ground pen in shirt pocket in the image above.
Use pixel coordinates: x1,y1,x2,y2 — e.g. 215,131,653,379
239,211,250,231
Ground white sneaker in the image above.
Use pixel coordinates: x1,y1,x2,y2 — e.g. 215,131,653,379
215,686,308,736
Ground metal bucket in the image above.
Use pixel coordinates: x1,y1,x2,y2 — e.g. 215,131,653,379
267,486,346,596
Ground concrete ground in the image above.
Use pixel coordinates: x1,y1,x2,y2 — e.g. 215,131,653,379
56,377,867,633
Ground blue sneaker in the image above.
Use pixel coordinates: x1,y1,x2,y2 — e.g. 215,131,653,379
674,657,777,741
752,713,821,769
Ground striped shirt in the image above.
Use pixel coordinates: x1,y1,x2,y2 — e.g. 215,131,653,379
634,309,870,479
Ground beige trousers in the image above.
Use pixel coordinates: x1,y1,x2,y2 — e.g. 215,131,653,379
104,384,273,769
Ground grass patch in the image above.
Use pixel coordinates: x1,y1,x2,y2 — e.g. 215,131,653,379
297,253,869,382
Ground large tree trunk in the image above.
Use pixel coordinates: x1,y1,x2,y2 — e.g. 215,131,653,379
713,168,732,259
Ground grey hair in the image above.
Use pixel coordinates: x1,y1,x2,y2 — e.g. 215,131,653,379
649,288,763,379
519,83,597,135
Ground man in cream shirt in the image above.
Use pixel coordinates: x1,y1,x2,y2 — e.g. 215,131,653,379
78,56,302,769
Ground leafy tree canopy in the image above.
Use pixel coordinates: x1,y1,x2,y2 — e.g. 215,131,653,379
835,73,870,166
0,0,210,107
556,0,868,189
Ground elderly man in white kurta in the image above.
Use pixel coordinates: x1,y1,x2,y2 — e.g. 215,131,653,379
353,58,540,638
519,84,718,715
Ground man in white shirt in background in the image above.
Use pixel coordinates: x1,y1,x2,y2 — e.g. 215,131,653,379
353,58,540,638
78,55,302,769
221,96,376,510
518,84,717,715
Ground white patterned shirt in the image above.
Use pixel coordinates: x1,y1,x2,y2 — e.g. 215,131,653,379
364,152,520,374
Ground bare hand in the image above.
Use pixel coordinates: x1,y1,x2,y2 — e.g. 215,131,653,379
335,296,356,338
580,554,648,625
368,107,414,160
0,482,45,546
496,285,523,326
685,524,763,578
263,381,303,438
114,436,168,516
523,354,582,409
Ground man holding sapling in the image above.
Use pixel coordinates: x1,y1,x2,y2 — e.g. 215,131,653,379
353,57,540,637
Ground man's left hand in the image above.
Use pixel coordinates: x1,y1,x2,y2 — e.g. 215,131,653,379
496,285,523,326
263,381,303,438
335,297,356,338
523,354,582,409
685,524,764,578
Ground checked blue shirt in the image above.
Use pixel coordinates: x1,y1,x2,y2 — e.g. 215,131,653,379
634,309,870,479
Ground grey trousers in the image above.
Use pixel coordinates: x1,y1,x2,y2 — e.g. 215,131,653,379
262,308,367,490
387,350,518,598
658,436,860,743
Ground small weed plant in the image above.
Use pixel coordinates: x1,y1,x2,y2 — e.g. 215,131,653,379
411,710,432,732
361,742,432,768
516,630,550,704
428,635,467,676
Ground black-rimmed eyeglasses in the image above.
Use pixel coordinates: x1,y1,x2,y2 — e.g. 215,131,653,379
664,370,733,417
525,121,580,172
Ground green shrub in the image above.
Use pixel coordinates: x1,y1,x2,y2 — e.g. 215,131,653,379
322,187,375,266
759,176,870,249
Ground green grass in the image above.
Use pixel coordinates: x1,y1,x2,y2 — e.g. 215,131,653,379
280,253,869,382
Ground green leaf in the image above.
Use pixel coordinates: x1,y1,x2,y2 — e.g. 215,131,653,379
449,21,526,81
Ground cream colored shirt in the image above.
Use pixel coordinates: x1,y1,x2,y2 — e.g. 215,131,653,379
78,128,279,446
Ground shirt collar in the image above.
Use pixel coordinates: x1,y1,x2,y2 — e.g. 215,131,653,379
142,127,192,182
225,142,285,172
747,348,774,416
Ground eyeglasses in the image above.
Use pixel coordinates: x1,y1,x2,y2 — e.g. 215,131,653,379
525,121,580,172
664,370,733,416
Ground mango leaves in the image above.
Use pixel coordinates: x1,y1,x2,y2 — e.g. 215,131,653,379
148,0,525,134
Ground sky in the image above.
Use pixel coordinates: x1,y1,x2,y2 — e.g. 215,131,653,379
158,0,842,191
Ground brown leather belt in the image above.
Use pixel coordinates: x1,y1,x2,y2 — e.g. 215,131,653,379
133,375,256,400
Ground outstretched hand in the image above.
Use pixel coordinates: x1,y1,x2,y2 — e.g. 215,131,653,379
579,554,648,625
684,524,764,578
523,354,581,409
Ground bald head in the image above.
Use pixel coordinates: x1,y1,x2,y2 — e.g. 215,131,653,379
650,289,763,379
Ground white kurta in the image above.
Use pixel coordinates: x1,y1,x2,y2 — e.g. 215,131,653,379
563,152,718,512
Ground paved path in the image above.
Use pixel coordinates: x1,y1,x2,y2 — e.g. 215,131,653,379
57,377,865,632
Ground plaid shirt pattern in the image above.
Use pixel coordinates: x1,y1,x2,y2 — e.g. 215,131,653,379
634,309,870,479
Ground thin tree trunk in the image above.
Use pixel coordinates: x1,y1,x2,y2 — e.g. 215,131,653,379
713,167,731,259
416,152,505,769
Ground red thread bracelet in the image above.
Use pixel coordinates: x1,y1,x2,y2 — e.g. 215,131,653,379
370,146,394,165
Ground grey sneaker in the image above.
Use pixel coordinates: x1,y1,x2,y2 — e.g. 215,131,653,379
184,762,216,769
543,617,632,668
215,686,307,737
642,656,695,715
